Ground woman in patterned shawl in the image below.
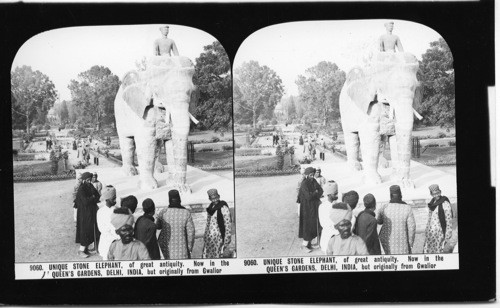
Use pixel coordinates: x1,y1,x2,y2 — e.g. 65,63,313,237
202,189,232,258
423,184,453,253
156,190,195,259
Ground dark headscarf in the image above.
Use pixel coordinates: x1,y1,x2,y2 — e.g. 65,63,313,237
142,198,156,214
363,193,376,208
304,167,316,176
81,172,93,181
428,196,450,235
207,200,229,240
168,190,185,209
343,190,359,210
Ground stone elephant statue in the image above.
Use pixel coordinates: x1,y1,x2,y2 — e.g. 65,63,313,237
114,55,197,192
339,52,421,188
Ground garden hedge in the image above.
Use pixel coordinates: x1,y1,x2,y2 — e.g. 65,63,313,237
235,167,300,177
14,173,75,182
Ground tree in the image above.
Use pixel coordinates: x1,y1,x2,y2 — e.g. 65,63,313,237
52,100,69,124
59,100,69,123
286,96,296,121
67,100,83,124
11,66,58,133
417,38,455,128
68,66,120,130
234,61,284,128
192,41,232,132
296,61,345,126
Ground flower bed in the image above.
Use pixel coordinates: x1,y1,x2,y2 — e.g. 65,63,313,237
198,164,233,171
235,167,300,177
191,137,233,144
14,160,74,181
235,148,269,156
14,173,75,182
14,155,47,162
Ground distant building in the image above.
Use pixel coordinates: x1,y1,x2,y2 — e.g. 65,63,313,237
274,102,285,122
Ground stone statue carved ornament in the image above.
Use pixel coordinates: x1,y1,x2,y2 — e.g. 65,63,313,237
114,55,198,192
339,52,422,188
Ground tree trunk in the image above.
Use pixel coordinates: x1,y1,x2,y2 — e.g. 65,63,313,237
25,111,30,134
252,108,256,128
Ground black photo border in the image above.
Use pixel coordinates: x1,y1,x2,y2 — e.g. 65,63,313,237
0,1,495,304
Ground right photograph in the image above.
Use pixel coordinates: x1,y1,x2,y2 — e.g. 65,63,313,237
233,20,457,259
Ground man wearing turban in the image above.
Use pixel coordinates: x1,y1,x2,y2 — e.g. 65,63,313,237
107,208,150,261
353,194,381,255
75,172,101,258
377,185,416,254
318,181,346,252
134,198,161,260
297,167,323,252
326,203,368,256
97,185,119,260
156,190,195,259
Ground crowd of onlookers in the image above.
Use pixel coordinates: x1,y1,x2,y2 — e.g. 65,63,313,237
296,166,457,256
73,172,232,261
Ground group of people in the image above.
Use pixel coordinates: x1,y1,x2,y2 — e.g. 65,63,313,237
272,131,283,146
73,171,232,260
75,135,101,165
297,166,456,256
45,136,56,151
299,134,327,161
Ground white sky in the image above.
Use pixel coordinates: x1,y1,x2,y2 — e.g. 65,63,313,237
234,19,443,96
12,24,218,101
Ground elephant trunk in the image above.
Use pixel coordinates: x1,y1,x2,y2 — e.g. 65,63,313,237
135,115,159,190
360,102,382,184
167,98,191,193
393,96,414,187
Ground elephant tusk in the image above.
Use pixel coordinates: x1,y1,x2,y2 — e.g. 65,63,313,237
413,109,423,120
189,112,199,125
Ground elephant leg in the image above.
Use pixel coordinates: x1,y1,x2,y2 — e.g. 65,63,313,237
388,134,399,179
344,132,363,171
359,125,382,185
154,139,165,174
134,121,158,190
168,101,191,193
378,135,390,169
394,101,414,188
119,136,138,176
164,139,174,182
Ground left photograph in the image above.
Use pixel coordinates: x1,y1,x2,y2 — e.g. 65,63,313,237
12,24,235,263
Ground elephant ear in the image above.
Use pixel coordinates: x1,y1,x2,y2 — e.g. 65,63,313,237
413,83,423,109
122,70,151,119
189,86,199,115
345,67,374,114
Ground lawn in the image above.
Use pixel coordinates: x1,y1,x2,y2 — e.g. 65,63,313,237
13,160,70,177
235,155,278,170
190,150,233,168
413,146,456,165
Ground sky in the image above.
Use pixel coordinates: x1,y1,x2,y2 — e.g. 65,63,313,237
234,19,443,96
12,24,219,101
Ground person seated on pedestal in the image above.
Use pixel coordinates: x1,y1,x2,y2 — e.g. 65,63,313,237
154,25,179,57
379,21,404,53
